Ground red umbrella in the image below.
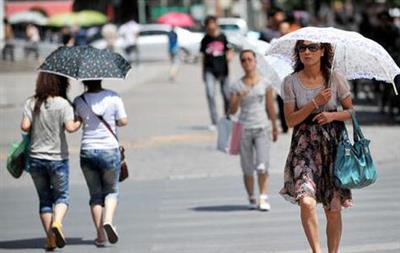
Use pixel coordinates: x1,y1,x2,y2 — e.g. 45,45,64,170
157,12,194,27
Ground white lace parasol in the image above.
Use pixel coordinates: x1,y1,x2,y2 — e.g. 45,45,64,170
267,26,400,94
241,38,292,95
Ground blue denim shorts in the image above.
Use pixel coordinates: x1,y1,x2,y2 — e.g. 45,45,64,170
80,148,121,206
28,157,69,214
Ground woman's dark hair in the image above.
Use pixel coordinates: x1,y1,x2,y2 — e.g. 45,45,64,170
204,15,217,26
34,72,69,113
239,49,256,60
293,40,334,87
83,80,102,92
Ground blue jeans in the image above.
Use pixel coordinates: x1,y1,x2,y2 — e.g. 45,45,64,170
204,71,230,125
80,149,120,206
28,158,69,214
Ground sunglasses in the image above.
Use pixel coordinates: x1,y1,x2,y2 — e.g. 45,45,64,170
297,44,321,53
240,57,254,62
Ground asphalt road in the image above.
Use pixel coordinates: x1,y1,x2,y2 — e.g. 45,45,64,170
0,59,399,252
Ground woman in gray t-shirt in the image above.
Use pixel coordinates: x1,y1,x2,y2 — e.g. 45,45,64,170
20,72,80,250
230,49,278,211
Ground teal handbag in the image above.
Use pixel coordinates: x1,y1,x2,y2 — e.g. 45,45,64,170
334,112,377,189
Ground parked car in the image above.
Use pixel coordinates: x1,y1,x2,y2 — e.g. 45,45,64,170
91,24,203,63
218,17,248,50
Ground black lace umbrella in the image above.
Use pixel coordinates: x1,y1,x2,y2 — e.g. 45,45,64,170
38,46,131,81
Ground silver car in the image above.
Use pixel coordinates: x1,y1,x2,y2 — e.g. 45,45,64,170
137,24,203,63
218,18,248,49
91,24,203,63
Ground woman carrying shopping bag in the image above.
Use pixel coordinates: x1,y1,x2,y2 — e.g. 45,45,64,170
20,72,81,251
229,49,278,211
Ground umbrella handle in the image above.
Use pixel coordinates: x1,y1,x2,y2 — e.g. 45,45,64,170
391,82,399,96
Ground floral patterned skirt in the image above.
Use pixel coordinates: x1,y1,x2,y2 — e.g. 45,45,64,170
280,114,352,211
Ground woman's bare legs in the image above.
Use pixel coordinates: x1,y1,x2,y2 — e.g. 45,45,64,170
90,204,106,242
244,175,255,197
324,208,342,253
103,197,118,225
39,213,53,238
257,173,268,195
53,203,67,225
40,204,67,238
300,197,322,253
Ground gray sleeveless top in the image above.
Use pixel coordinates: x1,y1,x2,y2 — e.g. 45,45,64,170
281,70,351,112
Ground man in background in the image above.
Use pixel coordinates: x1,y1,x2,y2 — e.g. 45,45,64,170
167,26,179,82
200,16,233,131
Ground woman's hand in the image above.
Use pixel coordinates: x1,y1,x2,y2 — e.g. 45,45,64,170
116,117,128,127
237,89,249,98
65,119,81,133
272,127,278,142
313,112,334,125
20,116,31,132
314,88,332,106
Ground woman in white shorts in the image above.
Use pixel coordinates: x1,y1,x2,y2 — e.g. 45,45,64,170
230,49,278,211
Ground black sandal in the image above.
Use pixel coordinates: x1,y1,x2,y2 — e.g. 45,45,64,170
103,223,119,244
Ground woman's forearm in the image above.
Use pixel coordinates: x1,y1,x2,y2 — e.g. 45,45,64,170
331,110,352,122
229,95,240,115
285,100,316,127
20,116,31,132
267,107,277,129
117,117,128,127
65,120,81,133
266,91,277,129
333,96,354,122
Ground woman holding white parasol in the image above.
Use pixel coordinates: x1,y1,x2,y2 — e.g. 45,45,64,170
280,40,353,253
269,27,400,253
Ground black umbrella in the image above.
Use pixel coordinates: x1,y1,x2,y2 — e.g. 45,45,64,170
38,46,131,80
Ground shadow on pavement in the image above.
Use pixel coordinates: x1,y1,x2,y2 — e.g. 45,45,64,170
191,205,249,212
0,237,93,249
181,125,210,131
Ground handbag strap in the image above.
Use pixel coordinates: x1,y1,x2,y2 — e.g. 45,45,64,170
80,95,119,142
349,111,365,142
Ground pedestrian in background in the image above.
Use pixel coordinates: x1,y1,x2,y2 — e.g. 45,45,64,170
200,15,234,131
230,50,278,211
72,25,87,46
260,8,285,43
119,19,140,65
101,23,118,52
260,9,289,133
20,72,81,251
61,26,74,46
167,26,179,81
73,80,128,247
2,18,15,61
24,24,40,61
280,40,354,253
